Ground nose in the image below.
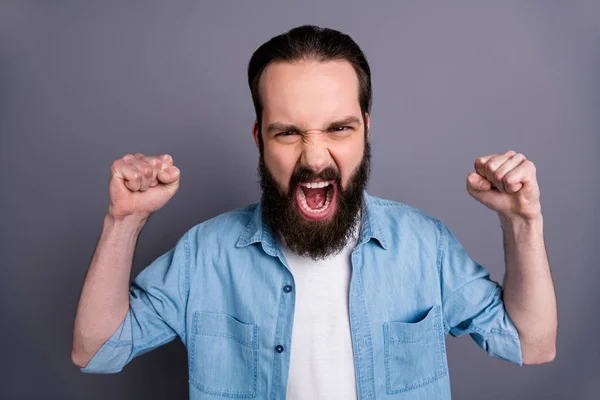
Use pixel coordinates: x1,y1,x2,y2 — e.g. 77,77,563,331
300,133,331,174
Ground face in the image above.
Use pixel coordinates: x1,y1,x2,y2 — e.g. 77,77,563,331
253,59,371,260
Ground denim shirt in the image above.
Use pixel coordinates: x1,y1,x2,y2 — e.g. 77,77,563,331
81,192,522,399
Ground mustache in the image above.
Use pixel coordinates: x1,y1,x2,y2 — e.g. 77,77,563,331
289,166,341,191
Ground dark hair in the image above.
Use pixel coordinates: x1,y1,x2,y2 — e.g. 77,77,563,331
247,25,372,130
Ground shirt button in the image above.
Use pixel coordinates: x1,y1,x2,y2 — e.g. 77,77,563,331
275,345,284,353
283,285,293,293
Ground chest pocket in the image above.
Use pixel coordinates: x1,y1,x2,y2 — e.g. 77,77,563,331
189,311,258,398
383,305,448,394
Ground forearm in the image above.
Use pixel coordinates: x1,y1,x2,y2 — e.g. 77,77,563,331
500,213,557,364
71,213,147,367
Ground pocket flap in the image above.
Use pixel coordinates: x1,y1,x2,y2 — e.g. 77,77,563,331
384,305,440,343
193,311,256,347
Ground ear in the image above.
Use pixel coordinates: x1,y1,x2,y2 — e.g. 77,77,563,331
365,112,371,139
252,120,260,149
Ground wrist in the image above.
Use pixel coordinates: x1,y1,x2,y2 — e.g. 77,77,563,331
498,212,544,248
498,211,543,228
104,211,148,234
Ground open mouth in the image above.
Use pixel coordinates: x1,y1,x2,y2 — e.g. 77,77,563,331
295,180,337,220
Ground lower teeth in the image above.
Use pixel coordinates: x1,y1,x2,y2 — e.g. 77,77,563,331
298,187,332,214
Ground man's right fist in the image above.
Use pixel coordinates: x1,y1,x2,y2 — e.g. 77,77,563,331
108,153,180,221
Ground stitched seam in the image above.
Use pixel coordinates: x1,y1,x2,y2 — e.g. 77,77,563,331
361,257,377,398
182,230,191,343
436,306,447,376
105,340,131,347
189,312,198,388
391,370,447,393
195,331,253,347
467,322,487,337
435,219,452,335
252,325,258,395
386,330,434,344
384,323,392,394
222,203,257,215
490,328,519,340
131,331,174,352
191,383,256,398
349,250,364,398
371,198,409,208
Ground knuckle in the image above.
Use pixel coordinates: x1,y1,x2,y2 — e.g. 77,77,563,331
135,163,148,175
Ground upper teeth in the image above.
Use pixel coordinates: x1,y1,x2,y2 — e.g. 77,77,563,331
301,181,330,189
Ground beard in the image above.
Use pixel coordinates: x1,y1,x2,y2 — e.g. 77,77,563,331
258,139,371,261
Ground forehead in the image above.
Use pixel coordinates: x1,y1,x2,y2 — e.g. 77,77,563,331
258,59,361,126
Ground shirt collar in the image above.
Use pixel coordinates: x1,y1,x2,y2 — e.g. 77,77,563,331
235,190,388,254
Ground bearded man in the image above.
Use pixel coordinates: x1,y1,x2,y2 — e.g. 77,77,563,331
72,25,557,400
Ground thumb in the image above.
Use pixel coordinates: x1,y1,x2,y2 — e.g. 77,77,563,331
158,166,180,191
466,172,492,197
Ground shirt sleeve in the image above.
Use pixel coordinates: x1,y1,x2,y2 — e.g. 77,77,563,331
436,219,523,367
80,229,192,374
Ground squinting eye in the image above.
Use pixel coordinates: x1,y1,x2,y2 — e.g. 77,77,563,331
331,126,351,132
277,131,298,137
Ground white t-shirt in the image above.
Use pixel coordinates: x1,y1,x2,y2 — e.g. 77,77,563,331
278,221,360,400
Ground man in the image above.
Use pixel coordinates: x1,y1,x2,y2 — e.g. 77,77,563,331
72,25,557,399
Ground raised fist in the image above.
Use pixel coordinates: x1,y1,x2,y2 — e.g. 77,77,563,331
108,153,180,221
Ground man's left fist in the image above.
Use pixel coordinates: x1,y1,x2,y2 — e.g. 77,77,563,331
466,150,541,221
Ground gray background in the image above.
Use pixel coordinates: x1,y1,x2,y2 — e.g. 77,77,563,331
0,1,598,399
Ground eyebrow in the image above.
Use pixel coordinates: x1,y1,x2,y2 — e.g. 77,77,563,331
265,115,362,135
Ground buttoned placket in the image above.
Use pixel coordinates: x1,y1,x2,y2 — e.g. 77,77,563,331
348,243,377,400
269,247,296,400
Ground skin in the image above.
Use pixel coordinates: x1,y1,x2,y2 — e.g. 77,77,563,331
467,150,557,364
252,59,370,217
71,153,180,367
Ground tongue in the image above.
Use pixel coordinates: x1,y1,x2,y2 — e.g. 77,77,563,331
302,187,328,209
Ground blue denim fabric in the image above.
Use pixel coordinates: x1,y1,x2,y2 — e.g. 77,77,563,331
81,191,522,399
